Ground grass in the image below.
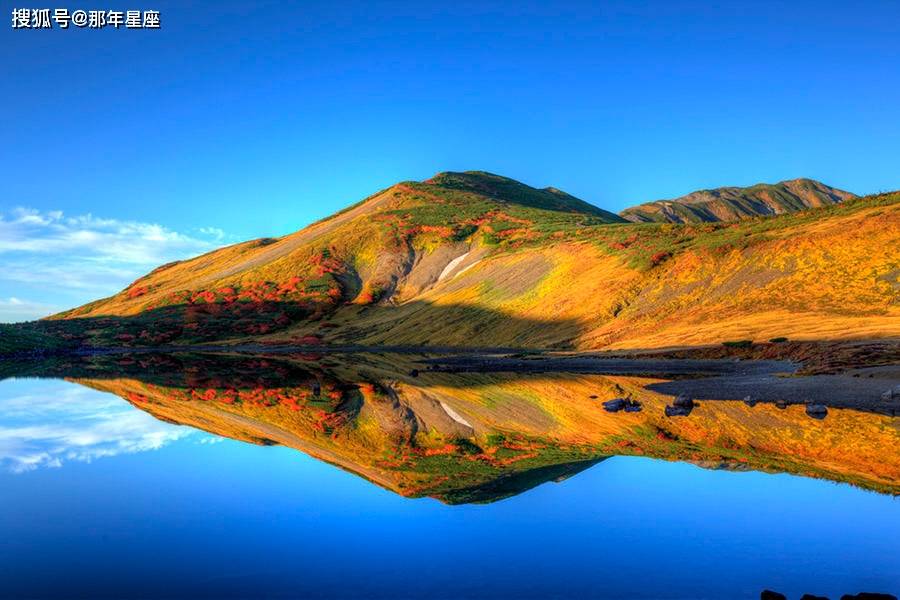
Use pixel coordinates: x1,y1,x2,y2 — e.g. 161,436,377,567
0,323,73,355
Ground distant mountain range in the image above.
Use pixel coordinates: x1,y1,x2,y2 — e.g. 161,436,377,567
2,171,897,353
620,178,856,223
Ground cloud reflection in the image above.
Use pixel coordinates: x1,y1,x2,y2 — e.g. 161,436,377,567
0,380,194,473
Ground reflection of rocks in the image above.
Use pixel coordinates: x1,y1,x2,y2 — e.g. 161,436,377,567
665,405,692,417
603,398,626,412
806,403,828,419
602,398,641,413
665,394,694,417
8,351,900,500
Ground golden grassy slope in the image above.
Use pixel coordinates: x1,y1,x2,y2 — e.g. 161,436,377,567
47,178,900,352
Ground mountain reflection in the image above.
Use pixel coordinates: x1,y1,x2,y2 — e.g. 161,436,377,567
2,352,899,502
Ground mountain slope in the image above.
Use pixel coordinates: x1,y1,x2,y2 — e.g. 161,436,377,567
27,175,900,352
620,178,856,223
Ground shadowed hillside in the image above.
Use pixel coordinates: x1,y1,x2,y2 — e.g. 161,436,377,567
621,178,856,223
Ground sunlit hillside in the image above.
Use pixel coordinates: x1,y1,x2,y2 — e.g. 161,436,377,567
8,173,897,353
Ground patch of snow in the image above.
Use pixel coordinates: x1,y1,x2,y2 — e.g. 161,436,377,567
437,251,470,282
439,401,472,428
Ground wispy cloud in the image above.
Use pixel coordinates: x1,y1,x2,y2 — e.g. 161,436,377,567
0,381,195,473
0,208,228,322
0,297,62,321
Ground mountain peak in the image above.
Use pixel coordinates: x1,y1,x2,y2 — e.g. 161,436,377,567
620,178,856,223
422,171,622,219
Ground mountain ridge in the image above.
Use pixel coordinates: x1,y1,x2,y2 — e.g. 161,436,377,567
620,178,856,223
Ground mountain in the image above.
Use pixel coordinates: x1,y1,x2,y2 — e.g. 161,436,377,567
5,174,898,353
8,352,900,500
620,178,856,223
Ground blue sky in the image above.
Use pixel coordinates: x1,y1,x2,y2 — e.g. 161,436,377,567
2,0,899,320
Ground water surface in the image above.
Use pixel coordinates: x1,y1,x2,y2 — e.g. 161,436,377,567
1,353,898,599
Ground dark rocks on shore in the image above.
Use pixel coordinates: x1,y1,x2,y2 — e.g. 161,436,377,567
775,399,789,409
744,395,758,407
800,594,830,600
840,594,898,600
806,403,828,419
665,394,695,417
761,591,787,600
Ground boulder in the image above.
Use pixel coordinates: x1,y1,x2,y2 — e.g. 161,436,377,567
673,394,695,409
744,395,758,407
665,405,692,417
602,398,627,412
623,400,642,412
805,404,828,419
775,399,788,409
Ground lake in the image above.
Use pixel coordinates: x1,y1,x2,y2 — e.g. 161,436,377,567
0,352,898,599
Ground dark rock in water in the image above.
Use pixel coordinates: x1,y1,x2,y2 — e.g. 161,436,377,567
589,395,598,399
665,405,692,417
761,591,787,600
602,398,627,412
744,395,758,407
409,369,419,378
800,595,830,600
840,594,898,600
806,404,828,419
623,400,642,412
673,394,695,409
775,399,788,409
882,385,900,401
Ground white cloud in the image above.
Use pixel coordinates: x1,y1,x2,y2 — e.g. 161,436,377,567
0,381,195,473
0,208,229,322
0,297,61,321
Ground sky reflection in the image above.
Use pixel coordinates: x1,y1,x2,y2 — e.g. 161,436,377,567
0,378,195,473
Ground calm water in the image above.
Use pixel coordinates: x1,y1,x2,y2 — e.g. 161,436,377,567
1,356,899,600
